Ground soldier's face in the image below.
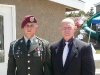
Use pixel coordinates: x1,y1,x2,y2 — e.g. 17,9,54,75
60,22,77,41
22,22,38,38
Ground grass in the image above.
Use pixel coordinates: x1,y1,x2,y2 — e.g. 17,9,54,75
96,50,100,54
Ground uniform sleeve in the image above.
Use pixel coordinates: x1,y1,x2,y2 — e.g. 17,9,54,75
7,43,16,75
81,44,95,75
43,41,53,75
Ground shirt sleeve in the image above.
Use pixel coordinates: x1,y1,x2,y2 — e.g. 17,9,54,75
7,42,16,75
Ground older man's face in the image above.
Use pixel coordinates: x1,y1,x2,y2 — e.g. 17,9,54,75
60,21,77,41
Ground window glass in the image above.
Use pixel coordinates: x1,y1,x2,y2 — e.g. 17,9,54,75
0,15,4,62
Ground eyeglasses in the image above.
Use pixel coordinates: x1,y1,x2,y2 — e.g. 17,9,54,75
61,27,72,30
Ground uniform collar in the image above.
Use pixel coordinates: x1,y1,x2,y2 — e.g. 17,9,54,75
24,35,36,44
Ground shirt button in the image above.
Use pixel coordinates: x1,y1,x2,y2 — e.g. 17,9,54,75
28,67,30,69
27,60,30,63
28,73,30,75
28,54,30,56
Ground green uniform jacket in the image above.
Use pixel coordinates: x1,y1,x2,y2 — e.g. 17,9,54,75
7,36,52,75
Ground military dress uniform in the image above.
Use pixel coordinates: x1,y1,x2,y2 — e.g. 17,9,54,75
7,36,52,75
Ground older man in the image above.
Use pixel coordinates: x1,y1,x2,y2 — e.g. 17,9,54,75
7,15,52,75
50,18,95,75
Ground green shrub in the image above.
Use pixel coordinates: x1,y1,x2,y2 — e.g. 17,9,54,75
96,50,100,54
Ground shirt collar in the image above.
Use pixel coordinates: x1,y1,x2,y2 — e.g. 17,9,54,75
24,35,36,44
63,37,73,47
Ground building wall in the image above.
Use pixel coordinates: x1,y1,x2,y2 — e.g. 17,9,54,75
0,0,66,43
96,5,100,12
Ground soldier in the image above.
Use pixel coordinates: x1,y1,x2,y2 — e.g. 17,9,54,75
7,15,52,75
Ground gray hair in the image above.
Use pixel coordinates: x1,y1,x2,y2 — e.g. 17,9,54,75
61,18,75,25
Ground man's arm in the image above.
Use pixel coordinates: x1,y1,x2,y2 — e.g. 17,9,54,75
82,44,95,75
43,41,53,75
7,43,16,75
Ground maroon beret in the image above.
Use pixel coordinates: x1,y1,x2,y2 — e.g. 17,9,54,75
21,15,37,28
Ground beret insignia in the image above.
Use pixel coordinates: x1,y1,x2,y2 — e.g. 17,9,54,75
30,17,34,22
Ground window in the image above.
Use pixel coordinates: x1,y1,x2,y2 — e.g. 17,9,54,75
0,15,4,62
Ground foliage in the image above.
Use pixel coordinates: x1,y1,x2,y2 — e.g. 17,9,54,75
96,50,100,54
66,7,95,17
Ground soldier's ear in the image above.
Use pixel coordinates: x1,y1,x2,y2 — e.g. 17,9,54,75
35,25,38,30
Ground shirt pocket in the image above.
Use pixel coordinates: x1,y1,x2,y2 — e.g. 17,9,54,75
15,54,24,68
33,51,40,57
32,51,44,66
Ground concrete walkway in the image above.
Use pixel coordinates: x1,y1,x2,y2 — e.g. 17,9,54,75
0,63,7,75
96,69,100,75
94,54,100,75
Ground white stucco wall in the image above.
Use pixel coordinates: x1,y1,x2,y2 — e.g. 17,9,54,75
50,0,85,10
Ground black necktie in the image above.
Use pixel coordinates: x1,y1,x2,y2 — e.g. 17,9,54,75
27,39,30,50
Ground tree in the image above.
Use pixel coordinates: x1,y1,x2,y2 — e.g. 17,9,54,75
89,7,94,16
65,7,95,18
66,12,77,17
78,10,85,16
86,7,94,17
66,10,85,17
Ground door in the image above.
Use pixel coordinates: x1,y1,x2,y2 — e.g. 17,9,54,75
0,4,16,75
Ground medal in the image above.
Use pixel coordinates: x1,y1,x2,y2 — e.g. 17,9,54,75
38,50,40,56
20,40,23,43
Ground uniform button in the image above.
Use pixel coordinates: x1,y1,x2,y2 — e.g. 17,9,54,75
28,67,30,69
27,60,30,63
17,55,19,57
28,73,30,75
28,54,30,56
